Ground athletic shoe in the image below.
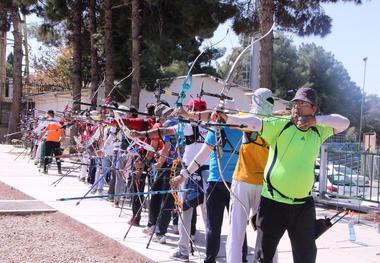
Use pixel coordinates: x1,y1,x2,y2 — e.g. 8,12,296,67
170,251,189,262
142,225,155,235
152,234,167,244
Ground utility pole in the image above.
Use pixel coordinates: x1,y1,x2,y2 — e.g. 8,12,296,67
358,57,367,151
249,0,260,91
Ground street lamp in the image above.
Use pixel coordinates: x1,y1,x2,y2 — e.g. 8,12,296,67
358,57,367,150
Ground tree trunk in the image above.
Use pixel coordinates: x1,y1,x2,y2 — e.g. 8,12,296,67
0,30,6,102
0,5,7,102
71,0,82,112
259,0,274,91
70,0,83,152
22,13,29,84
130,0,141,108
89,0,99,105
7,6,23,136
104,0,114,98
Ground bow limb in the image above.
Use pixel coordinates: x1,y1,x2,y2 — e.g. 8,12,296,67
213,23,276,221
224,23,275,86
175,29,230,108
106,68,134,99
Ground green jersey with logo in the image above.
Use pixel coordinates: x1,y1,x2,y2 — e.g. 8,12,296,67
260,116,333,204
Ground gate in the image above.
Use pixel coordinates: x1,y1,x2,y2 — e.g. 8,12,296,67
318,145,380,204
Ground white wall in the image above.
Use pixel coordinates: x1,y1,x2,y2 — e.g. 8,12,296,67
133,74,252,113
32,74,288,115
33,89,91,114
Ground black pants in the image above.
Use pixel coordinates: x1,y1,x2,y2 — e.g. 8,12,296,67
44,141,61,172
204,182,230,263
108,151,119,197
128,173,146,224
147,169,174,235
87,158,97,184
253,196,317,263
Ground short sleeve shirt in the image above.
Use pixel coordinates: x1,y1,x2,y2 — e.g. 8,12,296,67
205,127,242,183
260,116,333,204
162,120,178,165
173,124,208,165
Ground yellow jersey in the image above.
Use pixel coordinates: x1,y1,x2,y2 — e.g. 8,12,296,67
232,131,269,185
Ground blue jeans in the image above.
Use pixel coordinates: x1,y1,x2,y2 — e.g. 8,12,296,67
95,156,112,192
205,181,230,263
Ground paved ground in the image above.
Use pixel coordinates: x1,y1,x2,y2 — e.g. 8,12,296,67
0,144,380,263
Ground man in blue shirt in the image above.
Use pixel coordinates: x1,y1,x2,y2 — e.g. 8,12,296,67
172,124,242,263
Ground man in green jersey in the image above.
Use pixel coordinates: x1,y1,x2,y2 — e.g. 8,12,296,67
217,87,350,263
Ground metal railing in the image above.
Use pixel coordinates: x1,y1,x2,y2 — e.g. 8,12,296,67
318,145,380,204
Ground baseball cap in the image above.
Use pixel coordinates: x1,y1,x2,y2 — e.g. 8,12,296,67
291,87,317,106
187,98,207,111
154,103,173,117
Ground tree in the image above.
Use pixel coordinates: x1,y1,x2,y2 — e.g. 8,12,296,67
229,0,363,91
111,0,238,100
272,33,306,98
7,4,23,136
103,0,113,98
33,0,239,104
70,0,83,112
31,47,73,91
130,0,140,108
88,0,100,104
362,95,380,136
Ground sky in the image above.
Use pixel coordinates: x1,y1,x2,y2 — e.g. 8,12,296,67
210,0,380,97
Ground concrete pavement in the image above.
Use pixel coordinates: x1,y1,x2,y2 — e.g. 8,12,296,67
0,145,379,263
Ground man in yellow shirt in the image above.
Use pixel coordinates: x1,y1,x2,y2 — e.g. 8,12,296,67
42,110,64,174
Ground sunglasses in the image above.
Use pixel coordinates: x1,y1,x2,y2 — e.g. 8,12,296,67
291,100,311,107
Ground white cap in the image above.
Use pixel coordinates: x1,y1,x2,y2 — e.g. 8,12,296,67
116,105,129,114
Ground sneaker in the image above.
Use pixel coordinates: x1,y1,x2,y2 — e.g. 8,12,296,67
152,234,167,244
172,224,179,234
170,251,189,262
58,170,62,175
112,202,120,208
142,225,155,235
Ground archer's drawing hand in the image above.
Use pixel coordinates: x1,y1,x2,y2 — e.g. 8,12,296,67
296,115,316,130
211,111,227,122
171,106,189,119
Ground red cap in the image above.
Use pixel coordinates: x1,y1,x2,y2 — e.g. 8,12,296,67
187,98,207,111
